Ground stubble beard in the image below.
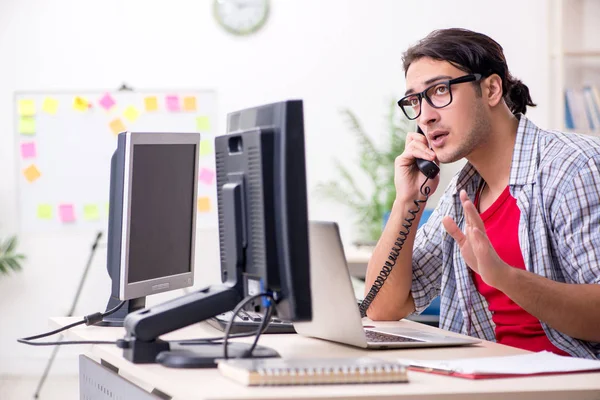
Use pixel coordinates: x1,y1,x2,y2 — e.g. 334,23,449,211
436,102,491,164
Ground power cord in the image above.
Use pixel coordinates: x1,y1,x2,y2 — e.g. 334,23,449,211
17,301,126,346
359,178,431,318
223,292,275,359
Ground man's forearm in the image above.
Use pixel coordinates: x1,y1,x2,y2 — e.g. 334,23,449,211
497,268,600,342
364,200,422,320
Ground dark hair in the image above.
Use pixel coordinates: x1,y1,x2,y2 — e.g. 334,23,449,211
402,28,536,115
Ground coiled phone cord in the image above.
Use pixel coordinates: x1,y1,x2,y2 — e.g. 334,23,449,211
359,178,431,318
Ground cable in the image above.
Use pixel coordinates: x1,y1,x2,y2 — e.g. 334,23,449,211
359,178,431,318
223,292,275,360
244,303,274,356
17,301,126,346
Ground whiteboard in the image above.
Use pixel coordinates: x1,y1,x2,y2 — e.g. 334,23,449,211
14,90,218,233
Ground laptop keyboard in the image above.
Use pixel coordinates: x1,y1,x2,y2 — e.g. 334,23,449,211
365,330,424,343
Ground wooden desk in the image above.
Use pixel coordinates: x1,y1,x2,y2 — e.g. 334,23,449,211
51,317,600,400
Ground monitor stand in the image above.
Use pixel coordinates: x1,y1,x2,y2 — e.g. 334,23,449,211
155,342,280,369
95,296,145,327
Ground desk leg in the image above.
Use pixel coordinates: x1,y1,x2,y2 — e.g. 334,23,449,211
79,355,168,399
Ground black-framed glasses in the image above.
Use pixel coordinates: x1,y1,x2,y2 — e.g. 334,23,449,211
397,73,483,120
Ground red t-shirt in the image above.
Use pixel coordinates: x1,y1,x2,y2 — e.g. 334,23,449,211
473,185,570,356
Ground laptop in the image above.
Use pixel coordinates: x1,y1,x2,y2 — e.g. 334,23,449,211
293,221,481,349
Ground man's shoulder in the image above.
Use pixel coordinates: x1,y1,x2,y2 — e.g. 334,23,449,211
535,126,600,174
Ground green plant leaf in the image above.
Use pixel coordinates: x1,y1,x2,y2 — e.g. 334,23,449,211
315,99,412,242
340,109,381,185
332,159,368,203
0,236,25,277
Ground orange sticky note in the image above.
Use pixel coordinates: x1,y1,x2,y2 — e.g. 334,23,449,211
123,105,140,122
42,97,59,115
18,99,36,116
37,204,53,220
23,164,41,183
73,96,89,111
183,96,197,111
144,96,158,112
109,118,126,135
197,197,211,213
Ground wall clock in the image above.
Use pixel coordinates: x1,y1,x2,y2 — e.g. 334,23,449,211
213,0,270,36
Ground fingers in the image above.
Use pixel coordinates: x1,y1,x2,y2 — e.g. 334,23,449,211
459,190,485,232
469,226,489,258
442,216,466,246
402,132,436,162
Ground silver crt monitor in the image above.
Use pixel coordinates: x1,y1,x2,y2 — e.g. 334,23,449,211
294,221,481,349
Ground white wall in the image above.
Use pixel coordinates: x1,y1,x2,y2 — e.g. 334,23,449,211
0,0,551,375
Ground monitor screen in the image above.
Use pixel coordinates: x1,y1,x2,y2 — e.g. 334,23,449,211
100,132,199,327
128,144,195,284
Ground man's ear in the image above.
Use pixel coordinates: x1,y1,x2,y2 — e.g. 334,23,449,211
483,74,503,107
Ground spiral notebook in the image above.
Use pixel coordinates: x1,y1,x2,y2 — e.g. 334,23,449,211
217,357,408,386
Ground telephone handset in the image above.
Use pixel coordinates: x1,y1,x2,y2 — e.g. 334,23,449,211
415,126,440,179
358,125,438,318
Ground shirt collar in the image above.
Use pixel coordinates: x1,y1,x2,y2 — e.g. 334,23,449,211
451,113,539,196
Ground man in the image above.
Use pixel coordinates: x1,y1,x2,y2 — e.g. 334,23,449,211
363,28,600,359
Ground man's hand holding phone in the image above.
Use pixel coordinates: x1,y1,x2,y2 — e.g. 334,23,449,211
394,129,440,206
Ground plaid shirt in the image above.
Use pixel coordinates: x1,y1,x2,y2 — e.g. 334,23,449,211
412,114,600,359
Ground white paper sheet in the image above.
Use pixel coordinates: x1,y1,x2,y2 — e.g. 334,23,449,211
398,351,600,375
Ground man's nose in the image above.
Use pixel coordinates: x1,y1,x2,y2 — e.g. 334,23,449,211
418,98,439,128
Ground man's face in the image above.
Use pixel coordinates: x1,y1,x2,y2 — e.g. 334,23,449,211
404,57,490,164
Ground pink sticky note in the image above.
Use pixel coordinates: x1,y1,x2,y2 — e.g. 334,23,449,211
198,168,215,185
99,93,116,111
166,95,180,111
20,141,37,159
58,204,75,223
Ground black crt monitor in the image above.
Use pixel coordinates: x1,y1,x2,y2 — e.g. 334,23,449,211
99,132,199,326
119,100,312,366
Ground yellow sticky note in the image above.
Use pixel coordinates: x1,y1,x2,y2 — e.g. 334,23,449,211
144,96,158,112
183,96,197,111
37,204,53,219
196,116,211,132
109,118,126,135
19,117,36,135
197,197,211,213
42,97,59,115
73,96,89,111
199,139,213,156
83,204,100,221
23,164,41,183
123,105,140,122
19,99,36,116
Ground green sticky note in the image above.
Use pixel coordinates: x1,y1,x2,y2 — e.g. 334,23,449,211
199,139,213,156
19,116,36,135
196,116,211,132
83,204,100,221
37,204,53,219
